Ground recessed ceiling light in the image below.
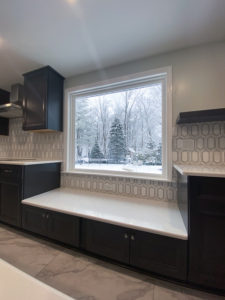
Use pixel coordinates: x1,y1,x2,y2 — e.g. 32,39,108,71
66,0,76,4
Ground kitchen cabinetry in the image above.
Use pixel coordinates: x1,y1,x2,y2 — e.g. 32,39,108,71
130,230,187,280
22,205,80,247
0,165,23,226
0,163,60,227
0,118,9,136
0,88,10,136
188,176,225,290
23,66,64,132
81,219,187,280
81,219,130,264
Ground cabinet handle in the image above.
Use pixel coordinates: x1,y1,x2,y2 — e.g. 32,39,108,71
3,169,13,173
124,233,129,239
42,213,45,218
131,235,135,241
46,214,49,219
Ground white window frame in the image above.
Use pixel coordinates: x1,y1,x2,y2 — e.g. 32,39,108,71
64,66,172,181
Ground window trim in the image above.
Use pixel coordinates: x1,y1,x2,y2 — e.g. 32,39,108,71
64,66,172,181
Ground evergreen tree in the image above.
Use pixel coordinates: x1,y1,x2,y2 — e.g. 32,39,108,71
108,118,126,163
145,138,157,164
155,142,162,165
90,141,104,159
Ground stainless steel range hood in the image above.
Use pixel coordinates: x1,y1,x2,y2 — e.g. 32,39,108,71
0,84,23,118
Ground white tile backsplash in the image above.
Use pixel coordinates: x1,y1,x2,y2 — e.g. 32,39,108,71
0,118,225,202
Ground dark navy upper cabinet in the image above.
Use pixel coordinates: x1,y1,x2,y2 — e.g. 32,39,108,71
23,66,64,132
0,88,10,136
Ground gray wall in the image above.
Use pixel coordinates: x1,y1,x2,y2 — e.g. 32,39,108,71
65,42,225,123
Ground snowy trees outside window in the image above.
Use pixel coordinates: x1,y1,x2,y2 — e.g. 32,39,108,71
74,83,162,175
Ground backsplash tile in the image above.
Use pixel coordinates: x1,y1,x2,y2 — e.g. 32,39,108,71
172,122,225,165
0,118,224,202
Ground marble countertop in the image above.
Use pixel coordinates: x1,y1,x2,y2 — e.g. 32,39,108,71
174,164,225,178
0,158,61,165
22,188,188,240
0,259,73,300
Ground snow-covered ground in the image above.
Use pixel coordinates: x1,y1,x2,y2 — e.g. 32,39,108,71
75,163,162,174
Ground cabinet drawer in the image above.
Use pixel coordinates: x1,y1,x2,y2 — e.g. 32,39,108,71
130,230,187,280
0,165,23,183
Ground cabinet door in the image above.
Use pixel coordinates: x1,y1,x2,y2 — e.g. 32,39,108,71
0,183,21,227
130,230,187,280
22,205,46,236
23,69,47,130
81,219,130,264
0,117,9,136
48,211,79,247
189,177,225,290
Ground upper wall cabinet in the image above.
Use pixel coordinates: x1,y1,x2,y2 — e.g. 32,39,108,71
0,89,10,136
23,66,64,132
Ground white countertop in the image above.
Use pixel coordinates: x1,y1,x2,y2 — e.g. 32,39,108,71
174,164,225,178
0,158,61,165
0,259,73,300
22,188,188,240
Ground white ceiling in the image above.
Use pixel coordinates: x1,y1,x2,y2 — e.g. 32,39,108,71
0,0,225,90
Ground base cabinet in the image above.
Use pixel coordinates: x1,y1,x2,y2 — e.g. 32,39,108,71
130,230,187,280
0,183,21,227
188,176,225,290
81,219,130,264
22,205,80,247
81,219,187,280
0,163,60,228
0,165,23,227
48,210,79,246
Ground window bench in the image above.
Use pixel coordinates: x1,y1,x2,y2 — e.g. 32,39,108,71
21,188,188,281
22,188,187,240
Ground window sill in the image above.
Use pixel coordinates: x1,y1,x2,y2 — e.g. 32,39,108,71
61,169,172,182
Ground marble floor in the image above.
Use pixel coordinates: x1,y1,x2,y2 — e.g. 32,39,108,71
0,224,224,300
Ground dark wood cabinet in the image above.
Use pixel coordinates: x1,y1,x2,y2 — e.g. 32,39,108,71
23,163,61,199
0,163,60,228
130,230,187,280
23,66,64,132
0,117,9,136
0,183,21,226
81,218,187,280
48,210,80,246
81,219,130,264
22,205,80,247
188,176,225,290
0,165,23,226
0,88,10,136
22,205,46,236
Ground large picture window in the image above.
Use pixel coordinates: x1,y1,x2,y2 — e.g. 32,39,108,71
65,67,172,180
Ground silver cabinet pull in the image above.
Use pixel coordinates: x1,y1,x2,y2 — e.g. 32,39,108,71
131,235,135,241
124,233,129,239
3,169,13,173
46,214,49,219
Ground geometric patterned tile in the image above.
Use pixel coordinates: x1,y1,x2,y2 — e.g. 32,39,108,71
1,118,225,203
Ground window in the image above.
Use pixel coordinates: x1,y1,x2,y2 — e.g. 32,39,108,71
65,67,172,180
